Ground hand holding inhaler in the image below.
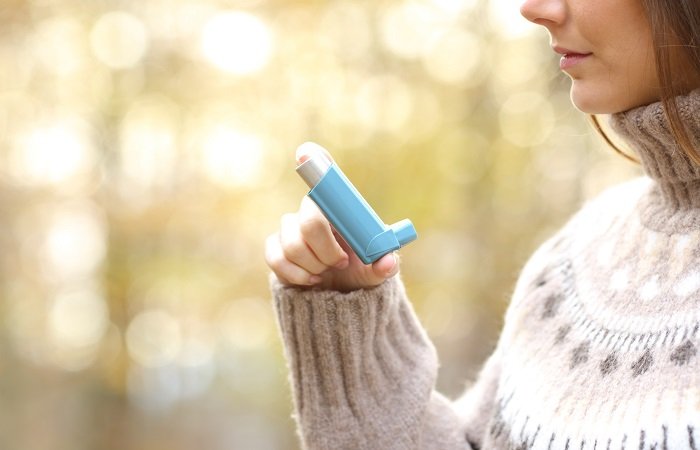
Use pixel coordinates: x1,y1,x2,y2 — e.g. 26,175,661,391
265,142,417,292
296,142,417,264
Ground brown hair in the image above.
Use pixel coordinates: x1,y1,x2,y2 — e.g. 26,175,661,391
595,0,700,164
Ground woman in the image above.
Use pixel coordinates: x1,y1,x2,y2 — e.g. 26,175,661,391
265,0,700,447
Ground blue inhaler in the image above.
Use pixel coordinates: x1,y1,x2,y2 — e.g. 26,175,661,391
295,142,417,265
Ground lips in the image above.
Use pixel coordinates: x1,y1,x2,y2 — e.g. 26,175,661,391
553,46,592,70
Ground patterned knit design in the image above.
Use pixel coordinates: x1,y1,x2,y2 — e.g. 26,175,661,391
483,198,700,449
271,89,700,450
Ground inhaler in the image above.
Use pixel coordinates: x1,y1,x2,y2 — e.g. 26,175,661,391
295,142,417,265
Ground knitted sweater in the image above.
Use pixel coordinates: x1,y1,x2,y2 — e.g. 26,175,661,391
271,89,700,450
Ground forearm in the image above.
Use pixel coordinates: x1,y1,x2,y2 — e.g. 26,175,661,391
272,276,468,449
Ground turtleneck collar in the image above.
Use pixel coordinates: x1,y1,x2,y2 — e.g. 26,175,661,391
609,89,700,210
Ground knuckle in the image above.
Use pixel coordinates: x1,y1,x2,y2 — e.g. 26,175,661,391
266,253,285,273
331,253,346,265
279,264,310,286
278,269,301,285
299,215,326,239
282,239,308,263
289,274,310,286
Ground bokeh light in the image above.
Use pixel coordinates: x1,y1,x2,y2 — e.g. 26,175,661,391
48,286,109,370
90,11,149,69
41,204,106,282
200,11,274,75
199,126,266,188
32,17,87,76
380,1,445,59
355,75,414,133
126,309,182,368
431,0,478,14
319,2,372,62
422,29,484,86
488,0,538,39
9,118,95,187
0,0,640,448
119,95,180,190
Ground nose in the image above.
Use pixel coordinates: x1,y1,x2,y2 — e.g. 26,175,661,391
520,0,565,27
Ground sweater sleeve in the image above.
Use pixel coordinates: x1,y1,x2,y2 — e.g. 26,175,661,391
271,275,496,450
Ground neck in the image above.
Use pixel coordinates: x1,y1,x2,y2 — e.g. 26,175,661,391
609,89,700,209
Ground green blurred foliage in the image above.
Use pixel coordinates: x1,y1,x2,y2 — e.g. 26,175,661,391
0,0,639,448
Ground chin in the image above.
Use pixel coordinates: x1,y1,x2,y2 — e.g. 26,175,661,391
569,82,622,114
569,80,660,114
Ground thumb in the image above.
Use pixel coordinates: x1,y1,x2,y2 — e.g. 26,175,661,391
370,252,400,280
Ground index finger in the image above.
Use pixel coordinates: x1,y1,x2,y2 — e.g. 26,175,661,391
298,196,349,269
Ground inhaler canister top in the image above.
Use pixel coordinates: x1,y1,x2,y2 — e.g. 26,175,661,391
296,143,333,188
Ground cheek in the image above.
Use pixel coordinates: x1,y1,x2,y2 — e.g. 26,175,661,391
587,15,659,110
564,0,661,113
584,0,654,74
620,9,657,81
617,31,659,101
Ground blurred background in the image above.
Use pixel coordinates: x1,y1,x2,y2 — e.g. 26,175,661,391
0,0,640,448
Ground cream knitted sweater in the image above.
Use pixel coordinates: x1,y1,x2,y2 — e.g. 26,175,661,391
271,89,700,450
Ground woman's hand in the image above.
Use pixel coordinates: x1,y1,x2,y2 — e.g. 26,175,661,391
265,152,400,293
265,196,400,292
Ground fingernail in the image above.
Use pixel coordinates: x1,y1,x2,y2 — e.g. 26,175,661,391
309,275,323,284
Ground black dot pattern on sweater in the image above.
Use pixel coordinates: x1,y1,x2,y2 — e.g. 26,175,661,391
541,293,564,319
554,325,571,345
670,340,697,366
631,349,653,376
689,426,697,450
535,275,548,288
600,352,619,376
570,342,590,369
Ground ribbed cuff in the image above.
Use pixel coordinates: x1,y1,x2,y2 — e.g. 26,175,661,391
271,275,439,449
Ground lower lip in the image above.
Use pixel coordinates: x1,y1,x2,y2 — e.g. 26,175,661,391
559,53,592,70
